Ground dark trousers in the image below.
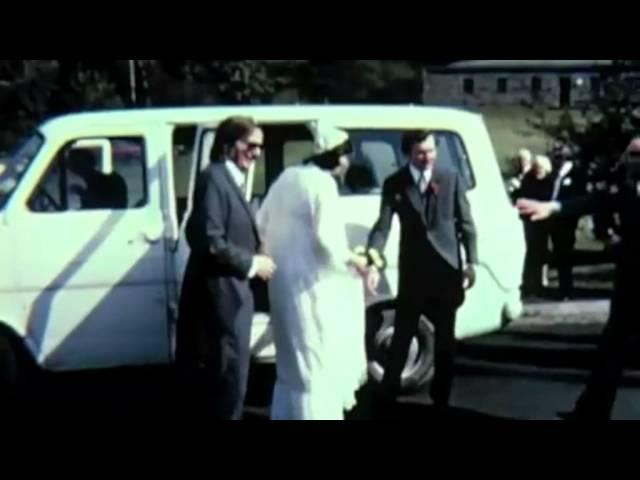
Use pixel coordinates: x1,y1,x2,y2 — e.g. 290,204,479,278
382,293,459,407
550,219,578,297
177,259,254,421
593,211,615,241
573,268,634,419
522,220,549,295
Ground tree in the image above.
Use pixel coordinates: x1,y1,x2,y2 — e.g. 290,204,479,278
535,60,640,170
294,60,421,103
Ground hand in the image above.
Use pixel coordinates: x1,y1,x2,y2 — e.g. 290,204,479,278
366,267,381,296
254,255,277,281
516,199,559,222
463,265,477,291
349,254,369,278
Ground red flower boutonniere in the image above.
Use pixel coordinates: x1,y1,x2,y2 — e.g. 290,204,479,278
430,182,440,196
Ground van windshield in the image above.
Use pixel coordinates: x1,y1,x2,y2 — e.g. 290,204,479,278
0,131,44,209
343,130,476,195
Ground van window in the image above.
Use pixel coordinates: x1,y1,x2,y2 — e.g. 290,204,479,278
0,132,44,210
281,129,476,196
28,137,148,213
172,126,197,224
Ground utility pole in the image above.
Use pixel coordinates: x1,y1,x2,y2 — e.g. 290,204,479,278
129,60,137,106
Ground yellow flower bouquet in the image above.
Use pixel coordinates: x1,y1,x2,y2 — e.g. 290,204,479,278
353,246,386,270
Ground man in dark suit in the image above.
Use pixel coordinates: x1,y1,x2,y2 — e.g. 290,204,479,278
518,138,640,420
177,116,276,420
366,130,479,412
548,155,587,299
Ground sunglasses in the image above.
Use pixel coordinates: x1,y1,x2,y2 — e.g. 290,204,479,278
241,140,263,151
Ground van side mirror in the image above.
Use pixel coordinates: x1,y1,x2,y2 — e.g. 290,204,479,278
70,139,113,175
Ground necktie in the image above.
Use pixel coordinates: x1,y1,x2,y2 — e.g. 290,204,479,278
419,171,430,195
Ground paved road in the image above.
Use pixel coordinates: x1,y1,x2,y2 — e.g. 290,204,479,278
248,299,640,421
381,299,640,421
14,299,640,421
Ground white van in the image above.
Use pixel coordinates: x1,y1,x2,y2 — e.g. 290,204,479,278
0,105,525,394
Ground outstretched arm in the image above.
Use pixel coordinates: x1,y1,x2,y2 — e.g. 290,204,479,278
367,179,395,261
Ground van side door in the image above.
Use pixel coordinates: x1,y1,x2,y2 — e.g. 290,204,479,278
7,125,172,370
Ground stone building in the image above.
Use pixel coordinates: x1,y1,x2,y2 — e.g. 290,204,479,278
422,60,640,109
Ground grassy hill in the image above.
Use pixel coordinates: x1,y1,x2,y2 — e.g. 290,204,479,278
479,106,555,174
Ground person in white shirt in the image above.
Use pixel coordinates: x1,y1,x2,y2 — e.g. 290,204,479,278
548,152,587,299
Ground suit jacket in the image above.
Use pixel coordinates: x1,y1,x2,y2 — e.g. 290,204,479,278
367,164,478,302
177,161,261,365
552,163,587,206
515,171,554,203
548,163,588,233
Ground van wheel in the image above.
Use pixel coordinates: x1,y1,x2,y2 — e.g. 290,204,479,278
366,303,435,395
0,335,19,401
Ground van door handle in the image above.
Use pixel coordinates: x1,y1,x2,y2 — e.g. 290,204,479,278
129,225,164,245
143,232,162,244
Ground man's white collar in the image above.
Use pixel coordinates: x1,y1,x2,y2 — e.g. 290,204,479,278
409,163,432,182
225,159,246,189
559,161,573,178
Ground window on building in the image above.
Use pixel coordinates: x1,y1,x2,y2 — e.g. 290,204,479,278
531,76,542,95
591,77,601,96
463,78,474,95
497,77,508,94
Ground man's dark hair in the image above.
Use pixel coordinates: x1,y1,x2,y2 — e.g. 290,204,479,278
304,139,353,171
210,116,259,163
401,130,435,156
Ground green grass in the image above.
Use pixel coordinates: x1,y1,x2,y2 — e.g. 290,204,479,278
479,106,554,175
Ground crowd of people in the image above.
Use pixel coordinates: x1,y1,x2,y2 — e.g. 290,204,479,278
172,112,639,421
506,140,610,301
175,116,478,421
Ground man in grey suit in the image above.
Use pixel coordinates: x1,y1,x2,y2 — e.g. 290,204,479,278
366,130,479,412
177,116,276,420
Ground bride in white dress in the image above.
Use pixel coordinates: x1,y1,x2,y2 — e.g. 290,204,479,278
256,122,370,420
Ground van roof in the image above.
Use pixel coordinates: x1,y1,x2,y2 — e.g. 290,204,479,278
40,104,484,133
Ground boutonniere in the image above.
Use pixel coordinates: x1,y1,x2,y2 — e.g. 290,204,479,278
430,182,440,196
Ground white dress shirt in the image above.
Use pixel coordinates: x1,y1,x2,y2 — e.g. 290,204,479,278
551,161,573,201
225,159,247,193
225,159,258,279
409,163,432,194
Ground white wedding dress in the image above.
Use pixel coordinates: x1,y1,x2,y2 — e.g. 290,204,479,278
256,164,368,420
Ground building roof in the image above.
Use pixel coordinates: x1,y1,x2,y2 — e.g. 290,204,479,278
428,60,622,74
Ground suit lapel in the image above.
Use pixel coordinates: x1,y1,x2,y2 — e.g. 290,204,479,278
217,163,260,241
425,170,443,230
403,167,427,225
